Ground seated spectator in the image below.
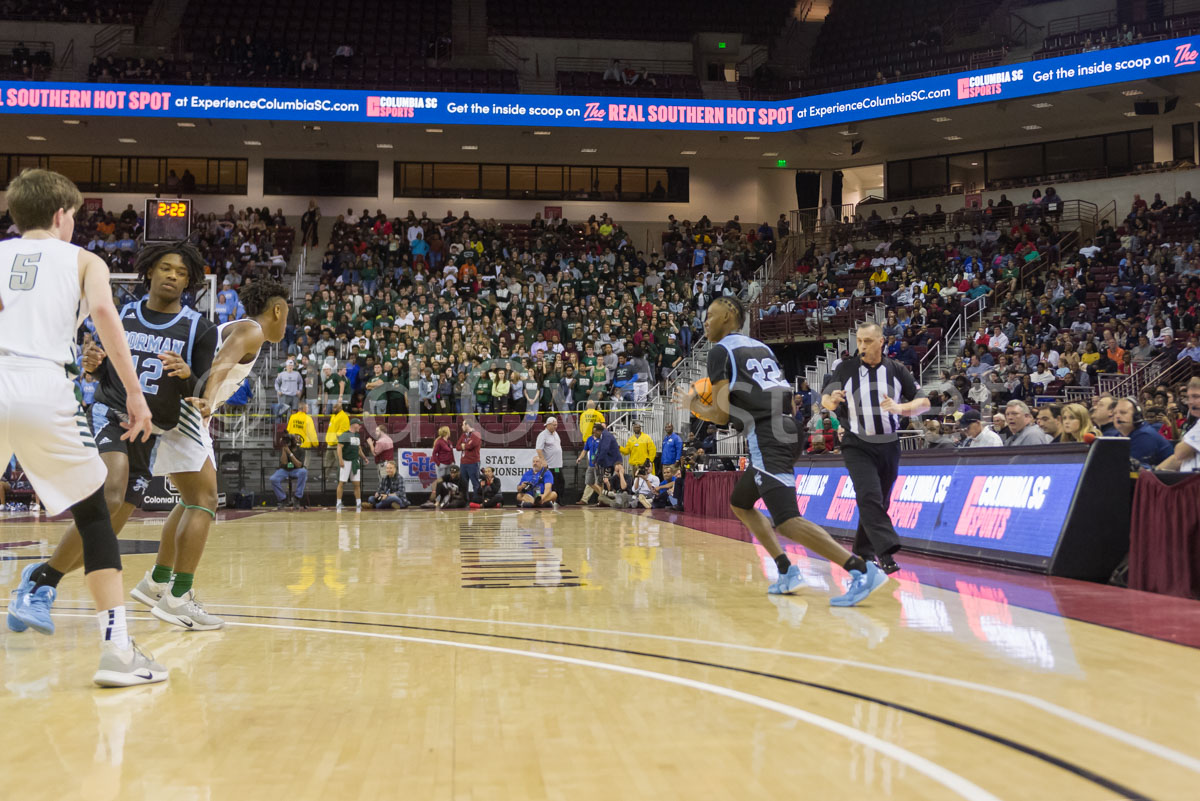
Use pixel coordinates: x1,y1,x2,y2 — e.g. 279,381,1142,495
270,435,309,509
433,464,469,509
1112,398,1174,467
1059,403,1101,443
1004,400,1051,446
369,461,409,509
630,462,661,508
470,466,503,508
516,455,557,509
1036,403,1066,442
652,465,682,510
959,409,1003,447
923,420,957,449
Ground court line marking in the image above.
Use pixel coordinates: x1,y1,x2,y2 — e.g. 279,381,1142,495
189,602,1200,777
35,611,1001,801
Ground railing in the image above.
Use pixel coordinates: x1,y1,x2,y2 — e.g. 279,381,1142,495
1098,351,1173,398
487,36,527,73
1097,199,1117,228
92,25,133,59
554,57,695,76
1047,11,1117,37
918,295,986,386
735,45,769,79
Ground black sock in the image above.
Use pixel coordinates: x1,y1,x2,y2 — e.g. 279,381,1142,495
30,563,64,590
774,554,791,574
842,555,868,574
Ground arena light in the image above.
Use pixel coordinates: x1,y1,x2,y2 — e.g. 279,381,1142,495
680,150,697,155
580,147,597,153
176,121,196,127
533,130,552,135
376,143,394,149
762,151,778,156
461,145,478,150
243,140,262,146
118,137,137,143
1031,102,1053,108
425,128,443,133
932,116,952,122
26,135,46,141
943,135,962,140
62,119,80,125
743,135,760,140
1124,111,1139,116
1122,89,1143,96
1022,124,1042,130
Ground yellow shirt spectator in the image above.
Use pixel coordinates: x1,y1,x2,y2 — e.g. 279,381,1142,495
325,409,350,447
287,409,319,448
620,429,657,467
580,407,605,440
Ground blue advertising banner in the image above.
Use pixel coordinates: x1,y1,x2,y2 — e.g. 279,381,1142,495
1,36,1198,131
755,459,1085,561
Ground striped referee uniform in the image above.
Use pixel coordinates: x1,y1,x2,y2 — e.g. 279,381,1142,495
822,355,920,561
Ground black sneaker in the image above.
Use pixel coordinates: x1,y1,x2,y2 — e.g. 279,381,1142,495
876,555,901,575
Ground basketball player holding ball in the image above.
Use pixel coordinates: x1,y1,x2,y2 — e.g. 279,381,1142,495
679,296,888,606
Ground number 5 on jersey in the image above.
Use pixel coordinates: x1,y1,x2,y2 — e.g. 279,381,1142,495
8,253,40,291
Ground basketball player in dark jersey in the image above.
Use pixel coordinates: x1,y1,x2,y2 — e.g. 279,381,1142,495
681,296,888,607
7,243,211,633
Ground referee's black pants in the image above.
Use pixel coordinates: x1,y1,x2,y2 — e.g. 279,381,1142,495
841,434,902,558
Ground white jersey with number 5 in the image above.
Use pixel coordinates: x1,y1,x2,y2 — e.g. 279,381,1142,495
0,237,89,365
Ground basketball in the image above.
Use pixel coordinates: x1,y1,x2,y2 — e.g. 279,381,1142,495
692,377,713,405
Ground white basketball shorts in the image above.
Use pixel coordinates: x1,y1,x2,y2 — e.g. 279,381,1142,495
150,402,214,476
0,357,107,516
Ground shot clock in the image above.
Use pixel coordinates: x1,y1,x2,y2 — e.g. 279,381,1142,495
144,198,192,242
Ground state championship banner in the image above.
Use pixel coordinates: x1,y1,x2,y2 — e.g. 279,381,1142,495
396,447,534,493
3,36,1199,131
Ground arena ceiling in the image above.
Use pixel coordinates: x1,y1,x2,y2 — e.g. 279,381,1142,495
2,72,1196,170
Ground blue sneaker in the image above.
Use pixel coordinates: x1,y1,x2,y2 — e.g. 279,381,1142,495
767,564,804,595
6,563,37,633
830,562,889,607
9,581,57,635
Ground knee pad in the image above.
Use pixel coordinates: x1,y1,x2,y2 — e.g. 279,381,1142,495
70,486,123,574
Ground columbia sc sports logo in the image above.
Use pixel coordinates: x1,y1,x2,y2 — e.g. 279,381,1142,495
365,95,437,118
583,102,606,122
956,69,1023,100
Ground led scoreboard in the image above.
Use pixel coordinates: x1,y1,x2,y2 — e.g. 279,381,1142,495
144,198,191,242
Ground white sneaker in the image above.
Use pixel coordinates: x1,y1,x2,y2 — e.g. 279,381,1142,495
129,571,169,609
29,502,40,515
355,501,362,513
93,640,169,687
151,590,225,631
336,501,344,511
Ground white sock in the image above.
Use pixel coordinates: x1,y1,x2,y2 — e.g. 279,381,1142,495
97,606,130,650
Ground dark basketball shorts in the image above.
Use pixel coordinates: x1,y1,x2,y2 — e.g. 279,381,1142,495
89,402,156,505
729,416,800,525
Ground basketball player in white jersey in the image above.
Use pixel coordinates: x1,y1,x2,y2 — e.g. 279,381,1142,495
0,168,165,686
127,278,290,629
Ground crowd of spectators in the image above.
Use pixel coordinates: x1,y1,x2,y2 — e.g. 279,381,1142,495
274,207,774,419
781,188,1200,464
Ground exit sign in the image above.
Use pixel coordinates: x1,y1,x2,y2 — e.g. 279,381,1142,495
718,42,727,49
776,159,788,167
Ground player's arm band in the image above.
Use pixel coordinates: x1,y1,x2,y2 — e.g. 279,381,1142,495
71,486,123,574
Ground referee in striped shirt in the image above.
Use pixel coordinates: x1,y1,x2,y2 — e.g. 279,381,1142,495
821,321,929,574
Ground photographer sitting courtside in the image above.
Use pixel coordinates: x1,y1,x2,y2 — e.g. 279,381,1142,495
433,463,469,509
271,434,308,509
368,461,409,509
470,466,503,508
516,455,557,509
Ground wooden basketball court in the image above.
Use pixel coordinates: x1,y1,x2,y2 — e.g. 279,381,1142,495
2,507,1198,800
